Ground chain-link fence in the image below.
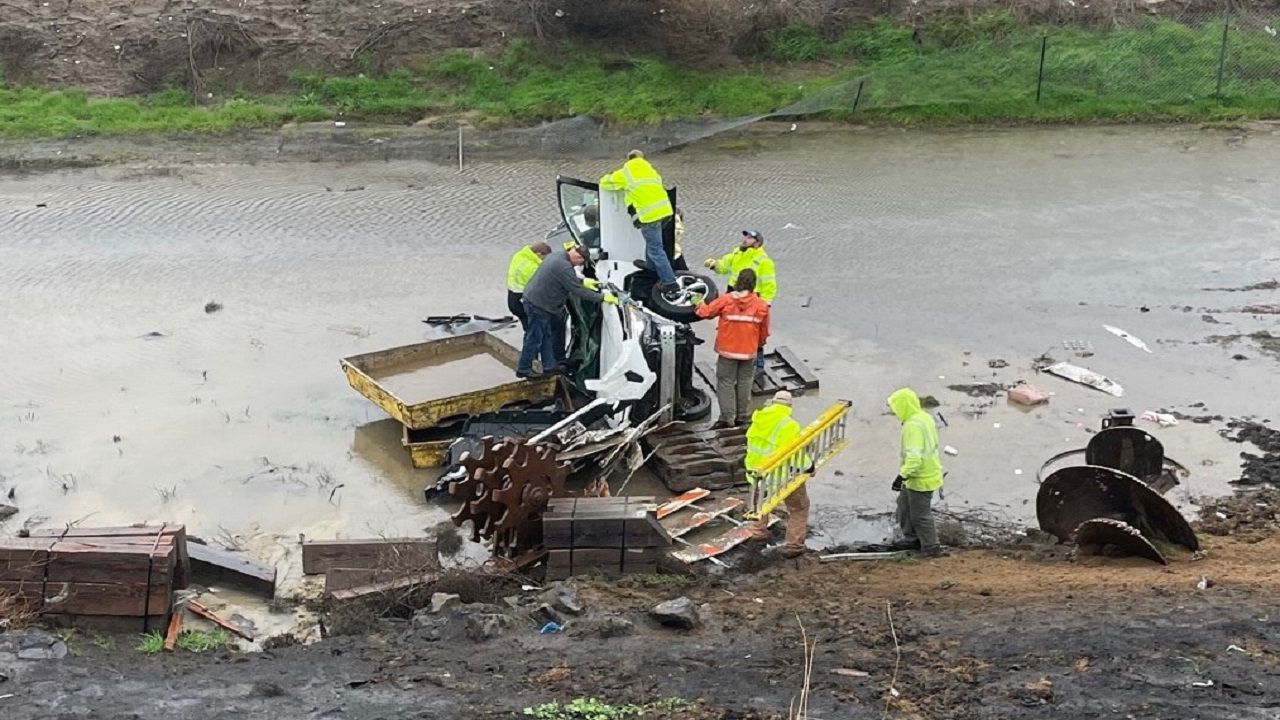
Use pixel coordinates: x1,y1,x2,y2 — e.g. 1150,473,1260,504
774,2,1280,121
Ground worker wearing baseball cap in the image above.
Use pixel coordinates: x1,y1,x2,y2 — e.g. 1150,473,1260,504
743,390,811,558
703,229,777,303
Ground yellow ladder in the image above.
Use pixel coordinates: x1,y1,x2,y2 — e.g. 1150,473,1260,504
745,401,853,520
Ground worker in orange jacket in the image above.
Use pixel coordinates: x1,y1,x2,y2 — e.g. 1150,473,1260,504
694,268,770,428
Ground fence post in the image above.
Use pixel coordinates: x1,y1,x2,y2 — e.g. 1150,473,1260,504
1036,35,1048,103
851,79,865,115
1215,2,1231,97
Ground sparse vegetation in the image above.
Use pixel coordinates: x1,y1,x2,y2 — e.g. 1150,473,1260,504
523,697,687,720
176,629,231,653
137,631,165,654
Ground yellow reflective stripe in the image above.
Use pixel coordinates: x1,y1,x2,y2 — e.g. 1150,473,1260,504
719,350,755,360
635,199,671,215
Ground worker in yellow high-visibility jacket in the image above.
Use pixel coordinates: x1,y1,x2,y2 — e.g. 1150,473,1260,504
600,149,677,290
888,387,946,558
506,242,552,332
744,390,811,558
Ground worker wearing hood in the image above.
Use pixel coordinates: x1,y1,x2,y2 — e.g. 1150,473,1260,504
888,387,945,557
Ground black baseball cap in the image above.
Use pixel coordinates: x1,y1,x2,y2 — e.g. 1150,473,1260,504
741,229,764,241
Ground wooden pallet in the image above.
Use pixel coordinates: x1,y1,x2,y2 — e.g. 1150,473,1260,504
644,426,748,492
694,345,820,399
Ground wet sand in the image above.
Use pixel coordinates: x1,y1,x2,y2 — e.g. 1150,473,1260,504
1,124,1277,597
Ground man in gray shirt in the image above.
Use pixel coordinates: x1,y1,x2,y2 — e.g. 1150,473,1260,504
518,245,618,378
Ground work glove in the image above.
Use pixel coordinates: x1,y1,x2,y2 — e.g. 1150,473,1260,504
703,258,717,270
582,278,601,291
602,292,620,305
891,475,904,492
690,293,704,306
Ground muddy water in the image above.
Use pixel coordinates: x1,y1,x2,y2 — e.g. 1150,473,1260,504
2,124,1278,588
367,346,515,403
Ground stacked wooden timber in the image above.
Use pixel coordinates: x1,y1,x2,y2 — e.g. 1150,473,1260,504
301,538,437,602
543,497,671,580
2,524,188,629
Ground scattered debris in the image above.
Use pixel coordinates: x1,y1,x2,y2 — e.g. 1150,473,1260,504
429,592,462,615
466,613,517,642
1042,362,1124,397
649,596,700,630
819,551,911,562
188,600,254,641
1140,411,1178,428
1103,325,1152,353
140,331,168,340
988,359,1009,369
0,504,17,520
918,395,940,409
1204,280,1279,292
947,383,1005,397
203,301,223,314
163,611,183,652
944,445,959,456
831,668,870,678
1196,489,1279,540
1008,382,1050,407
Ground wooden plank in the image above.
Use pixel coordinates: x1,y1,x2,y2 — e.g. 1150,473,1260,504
188,600,253,641
659,497,745,539
819,551,911,562
0,580,171,617
329,572,438,603
46,542,176,585
656,488,712,519
164,611,183,652
0,540,50,581
301,538,434,575
30,525,190,589
323,568,395,594
187,542,276,597
670,518,778,564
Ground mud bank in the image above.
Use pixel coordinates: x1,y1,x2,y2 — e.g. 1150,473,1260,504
5,524,1280,719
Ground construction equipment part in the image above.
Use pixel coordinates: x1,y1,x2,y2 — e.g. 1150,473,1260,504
1074,518,1168,565
695,346,820,398
448,438,570,560
745,401,853,521
1038,417,1189,494
341,331,559,430
543,496,670,579
644,425,748,492
1036,465,1199,551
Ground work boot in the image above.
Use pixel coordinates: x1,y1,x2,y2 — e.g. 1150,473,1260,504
516,371,544,380
781,546,808,559
916,545,947,559
888,538,921,551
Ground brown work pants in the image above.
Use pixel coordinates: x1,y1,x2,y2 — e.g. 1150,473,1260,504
749,483,810,551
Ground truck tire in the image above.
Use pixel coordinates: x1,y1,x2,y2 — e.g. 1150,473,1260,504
676,387,713,422
648,271,719,322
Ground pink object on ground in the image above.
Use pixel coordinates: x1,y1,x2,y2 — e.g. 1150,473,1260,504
1008,382,1050,406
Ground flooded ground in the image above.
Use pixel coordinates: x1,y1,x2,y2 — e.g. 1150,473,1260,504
2,124,1277,599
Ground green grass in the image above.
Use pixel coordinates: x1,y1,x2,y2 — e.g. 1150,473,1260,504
137,631,165,654
5,16,1280,138
176,629,231,653
523,697,687,720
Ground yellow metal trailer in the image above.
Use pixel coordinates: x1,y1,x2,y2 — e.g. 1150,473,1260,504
341,331,559,432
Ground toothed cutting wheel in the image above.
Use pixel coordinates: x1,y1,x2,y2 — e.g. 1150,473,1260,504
448,438,569,558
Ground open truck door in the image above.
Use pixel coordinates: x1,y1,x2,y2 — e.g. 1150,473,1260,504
555,176,717,323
